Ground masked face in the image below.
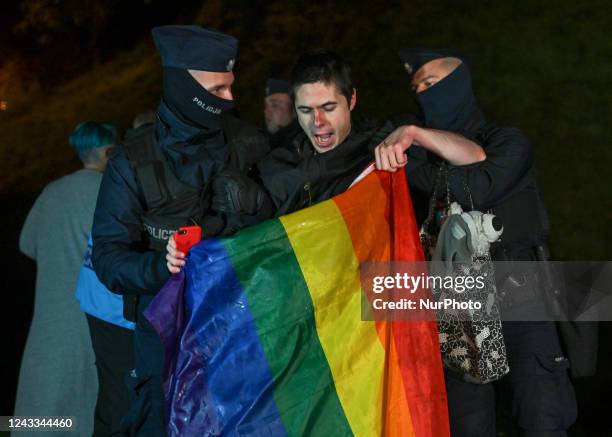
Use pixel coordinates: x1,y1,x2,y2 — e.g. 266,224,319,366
264,93,295,134
411,58,478,132
411,57,462,93
162,68,235,130
294,82,356,153
188,69,235,100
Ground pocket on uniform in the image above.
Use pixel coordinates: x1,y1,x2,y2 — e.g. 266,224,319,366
514,354,577,431
534,354,570,375
120,369,153,437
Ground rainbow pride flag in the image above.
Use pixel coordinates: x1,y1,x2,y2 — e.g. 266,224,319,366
145,170,449,436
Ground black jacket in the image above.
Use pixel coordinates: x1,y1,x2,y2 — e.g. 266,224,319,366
406,122,549,256
405,118,598,377
259,119,392,216
91,104,270,297
267,118,302,150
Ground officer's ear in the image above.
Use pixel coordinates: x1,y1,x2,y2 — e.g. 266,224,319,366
349,88,357,112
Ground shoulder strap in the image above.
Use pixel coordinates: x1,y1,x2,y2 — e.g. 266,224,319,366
123,124,165,208
222,115,270,172
421,162,448,234
123,124,156,165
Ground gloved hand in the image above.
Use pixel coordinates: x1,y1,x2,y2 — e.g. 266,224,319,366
211,170,270,216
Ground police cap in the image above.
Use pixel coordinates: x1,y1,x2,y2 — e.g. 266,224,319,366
265,78,291,96
398,48,466,76
152,25,238,72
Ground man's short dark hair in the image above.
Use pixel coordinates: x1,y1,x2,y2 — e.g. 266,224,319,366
290,50,353,105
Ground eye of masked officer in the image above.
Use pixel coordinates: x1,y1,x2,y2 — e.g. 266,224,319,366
411,57,462,93
188,69,234,100
399,49,480,132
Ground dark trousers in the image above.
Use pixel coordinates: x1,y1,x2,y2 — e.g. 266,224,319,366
120,296,166,437
446,322,577,437
86,314,135,437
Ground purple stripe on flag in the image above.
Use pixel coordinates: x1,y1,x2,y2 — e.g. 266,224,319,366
143,270,186,425
145,239,287,436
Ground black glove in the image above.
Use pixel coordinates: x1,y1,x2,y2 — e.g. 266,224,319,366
211,170,270,216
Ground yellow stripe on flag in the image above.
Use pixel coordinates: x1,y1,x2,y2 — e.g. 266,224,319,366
281,200,386,437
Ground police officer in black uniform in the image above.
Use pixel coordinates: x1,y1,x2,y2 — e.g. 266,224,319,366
91,25,272,436
263,78,301,150
375,49,577,437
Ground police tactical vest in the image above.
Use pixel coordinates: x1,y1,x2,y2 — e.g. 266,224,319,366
121,118,268,322
124,125,203,251
124,117,269,252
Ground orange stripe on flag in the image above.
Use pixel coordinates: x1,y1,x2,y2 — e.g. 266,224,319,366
387,170,450,437
334,170,450,437
333,172,415,437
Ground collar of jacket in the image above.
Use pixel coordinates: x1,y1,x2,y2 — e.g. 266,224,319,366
154,99,229,188
156,99,219,144
459,106,487,138
295,117,380,156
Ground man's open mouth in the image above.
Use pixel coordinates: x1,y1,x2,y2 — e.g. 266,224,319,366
314,133,334,148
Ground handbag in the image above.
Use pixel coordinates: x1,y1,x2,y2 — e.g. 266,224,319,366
421,163,510,383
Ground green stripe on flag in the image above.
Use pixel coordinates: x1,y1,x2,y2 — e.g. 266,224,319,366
225,219,354,437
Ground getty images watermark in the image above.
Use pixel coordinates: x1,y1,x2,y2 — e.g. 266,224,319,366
371,271,487,311
360,261,612,322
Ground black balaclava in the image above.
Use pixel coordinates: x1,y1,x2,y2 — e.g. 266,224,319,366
415,62,484,135
151,25,239,190
156,68,233,189
163,67,234,130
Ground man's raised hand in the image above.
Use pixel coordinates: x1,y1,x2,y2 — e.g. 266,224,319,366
374,125,415,172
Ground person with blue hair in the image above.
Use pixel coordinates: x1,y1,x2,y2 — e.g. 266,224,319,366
69,121,118,171
14,121,117,437
73,121,138,436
